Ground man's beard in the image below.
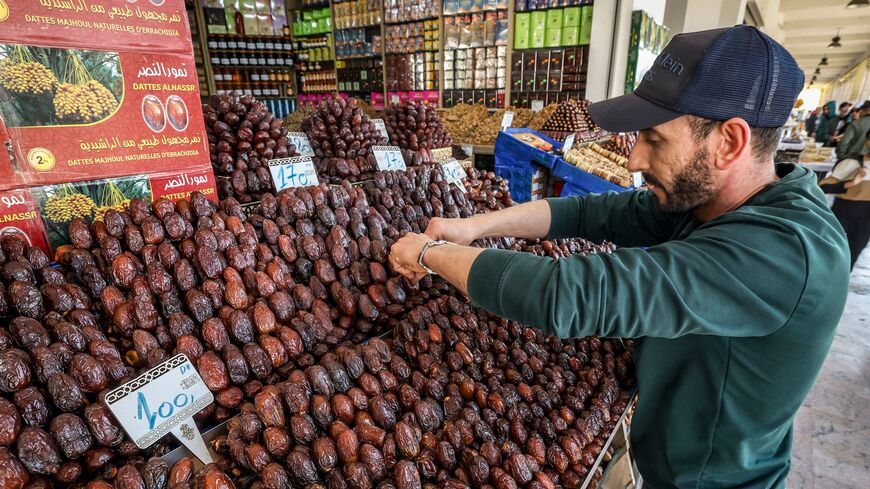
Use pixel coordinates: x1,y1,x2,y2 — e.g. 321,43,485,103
646,148,715,214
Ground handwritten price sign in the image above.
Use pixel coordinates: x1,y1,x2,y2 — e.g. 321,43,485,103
105,354,214,464
372,146,407,171
441,158,467,185
501,111,514,131
287,132,315,157
268,156,319,191
371,119,389,140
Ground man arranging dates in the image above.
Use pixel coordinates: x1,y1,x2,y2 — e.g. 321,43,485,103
390,26,850,488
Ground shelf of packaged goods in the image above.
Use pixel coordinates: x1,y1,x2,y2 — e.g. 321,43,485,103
294,31,333,37
442,7,508,15
384,15,440,25
336,53,383,61
384,49,440,55
335,23,382,30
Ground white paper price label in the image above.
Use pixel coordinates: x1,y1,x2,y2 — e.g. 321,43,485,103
372,145,407,171
268,156,319,191
531,100,544,112
287,132,315,157
501,111,514,130
390,94,400,104
104,354,214,464
371,119,389,140
441,158,467,184
462,145,473,157
563,134,576,153
632,172,644,188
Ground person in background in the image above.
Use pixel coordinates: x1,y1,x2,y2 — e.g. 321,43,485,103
805,107,819,137
815,103,836,145
837,101,870,159
822,127,870,270
831,101,854,144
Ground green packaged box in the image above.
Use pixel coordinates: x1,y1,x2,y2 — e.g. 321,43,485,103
531,11,547,31
561,25,580,46
579,6,593,45
514,13,531,49
546,9,564,31
546,27,562,48
530,28,546,49
563,7,581,27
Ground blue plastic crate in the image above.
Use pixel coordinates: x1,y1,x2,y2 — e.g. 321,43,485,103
495,165,539,203
494,128,563,170
552,158,633,196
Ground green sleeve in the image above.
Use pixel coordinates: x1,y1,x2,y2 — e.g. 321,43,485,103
546,190,682,247
468,216,812,339
836,124,855,156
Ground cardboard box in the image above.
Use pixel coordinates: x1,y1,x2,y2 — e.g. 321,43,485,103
580,6,593,45
0,188,50,255
514,13,531,49
546,28,562,47
531,11,548,31
563,6,582,27
546,9,564,31
561,26,580,46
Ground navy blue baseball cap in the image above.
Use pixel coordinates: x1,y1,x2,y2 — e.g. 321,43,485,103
589,25,804,132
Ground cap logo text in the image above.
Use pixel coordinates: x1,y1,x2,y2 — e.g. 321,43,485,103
656,52,684,77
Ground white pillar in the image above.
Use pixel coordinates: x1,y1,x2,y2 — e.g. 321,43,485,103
664,0,748,34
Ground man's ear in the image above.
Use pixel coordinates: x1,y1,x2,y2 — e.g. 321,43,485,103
714,117,752,170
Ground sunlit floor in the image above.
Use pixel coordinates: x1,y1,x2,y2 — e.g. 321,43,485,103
787,248,870,488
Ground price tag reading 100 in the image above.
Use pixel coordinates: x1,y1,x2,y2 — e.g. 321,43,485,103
287,132,315,157
268,156,319,191
372,145,407,171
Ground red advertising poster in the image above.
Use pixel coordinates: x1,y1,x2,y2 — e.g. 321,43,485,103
0,0,193,55
0,188,50,254
0,47,209,189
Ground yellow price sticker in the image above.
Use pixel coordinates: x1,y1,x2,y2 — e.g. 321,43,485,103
0,0,9,22
27,148,56,172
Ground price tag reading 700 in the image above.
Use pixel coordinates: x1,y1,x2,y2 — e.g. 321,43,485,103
372,145,407,171
268,156,318,191
287,132,315,157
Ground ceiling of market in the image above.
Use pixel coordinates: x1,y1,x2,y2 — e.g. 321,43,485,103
777,0,870,85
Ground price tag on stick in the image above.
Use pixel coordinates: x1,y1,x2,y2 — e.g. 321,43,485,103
268,156,319,191
562,133,576,153
371,118,389,140
372,145,407,171
441,158,468,191
501,111,514,131
531,100,544,112
287,132,315,157
104,354,214,464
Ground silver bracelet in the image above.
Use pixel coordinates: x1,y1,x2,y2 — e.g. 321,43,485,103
417,240,450,275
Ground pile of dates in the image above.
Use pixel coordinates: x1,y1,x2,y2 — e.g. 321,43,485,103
301,94,388,183
383,102,452,166
0,233,181,488
199,286,633,489
205,93,296,202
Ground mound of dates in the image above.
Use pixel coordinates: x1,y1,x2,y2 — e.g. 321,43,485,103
205,93,296,202
302,94,388,183
200,285,633,489
383,102,452,166
0,233,178,488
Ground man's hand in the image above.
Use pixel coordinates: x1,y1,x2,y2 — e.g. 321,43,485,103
852,168,866,186
389,232,431,283
425,217,478,245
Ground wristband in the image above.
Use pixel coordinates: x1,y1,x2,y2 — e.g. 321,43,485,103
417,240,450,275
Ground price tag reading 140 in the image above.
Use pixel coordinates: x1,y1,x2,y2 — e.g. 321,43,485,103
372,145,407,171
287,132,315,157
441,158,467,185
104,354,214,464
268,156,318,191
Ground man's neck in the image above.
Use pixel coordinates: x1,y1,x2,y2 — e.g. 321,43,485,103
694,163,778,221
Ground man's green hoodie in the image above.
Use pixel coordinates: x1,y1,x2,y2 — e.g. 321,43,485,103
467,164,850,488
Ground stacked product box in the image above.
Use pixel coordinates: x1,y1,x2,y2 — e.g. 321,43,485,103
292,7,332,36
509,47,589,107
0,0,215,254
514,4,593,49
